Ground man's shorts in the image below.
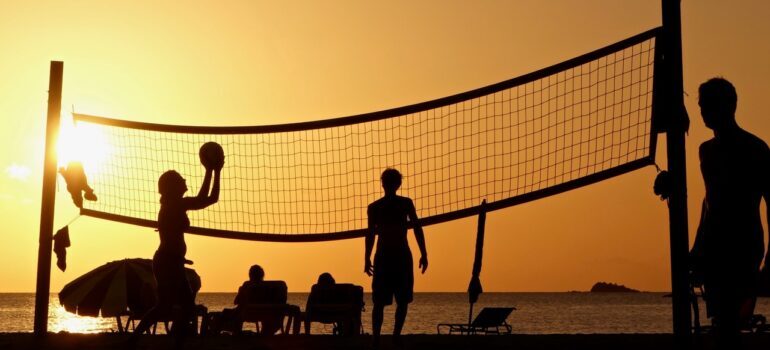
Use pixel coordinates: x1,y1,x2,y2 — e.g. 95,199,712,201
372,252,414,305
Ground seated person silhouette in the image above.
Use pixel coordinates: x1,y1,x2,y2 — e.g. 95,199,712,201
234,264,296,334
234,265,267,306
316,272,336,287
690,78,770,348
304,272,364,335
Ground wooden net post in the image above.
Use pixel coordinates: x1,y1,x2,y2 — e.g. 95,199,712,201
34,61,63,335
661,0,692,345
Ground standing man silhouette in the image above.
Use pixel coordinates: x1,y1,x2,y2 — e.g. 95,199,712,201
365,168,428,348
690,78,770,348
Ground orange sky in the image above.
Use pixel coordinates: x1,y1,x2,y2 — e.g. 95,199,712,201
1,0,768,292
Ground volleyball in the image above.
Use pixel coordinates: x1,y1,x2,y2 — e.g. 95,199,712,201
199,141,224,170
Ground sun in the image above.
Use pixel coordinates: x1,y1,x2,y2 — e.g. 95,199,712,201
57,116,111,172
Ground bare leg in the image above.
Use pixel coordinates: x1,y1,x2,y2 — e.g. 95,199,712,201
171,306,193,350
372,303,385,349
394,303,408,336
715,306,742,350
392,303,408,348
133,306,160,336
126,305,163,348
171,283,196,350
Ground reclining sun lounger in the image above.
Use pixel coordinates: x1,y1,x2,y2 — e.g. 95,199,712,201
302,283,364,335
437,307,515,335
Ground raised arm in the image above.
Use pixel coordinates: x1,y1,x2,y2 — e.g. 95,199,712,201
183,168,221,210
197,168,213,198
408,199,428,273
364,205,375,276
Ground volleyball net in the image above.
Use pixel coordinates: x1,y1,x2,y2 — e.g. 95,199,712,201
72,28,660,242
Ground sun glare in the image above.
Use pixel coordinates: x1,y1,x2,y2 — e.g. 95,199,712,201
48,303,114,333
57,117,111,172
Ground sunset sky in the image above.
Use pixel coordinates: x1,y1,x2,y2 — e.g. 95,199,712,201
1,0,768,293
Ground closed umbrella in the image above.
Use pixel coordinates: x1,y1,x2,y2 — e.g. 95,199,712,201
59,258,201,318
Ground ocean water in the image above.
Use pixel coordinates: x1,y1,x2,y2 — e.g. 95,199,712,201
1,293,769,334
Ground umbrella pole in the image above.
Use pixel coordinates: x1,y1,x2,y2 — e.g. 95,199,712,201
468,302,474,326
466,200,487,335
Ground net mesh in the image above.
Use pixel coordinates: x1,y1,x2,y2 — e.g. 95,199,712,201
72,29,659,241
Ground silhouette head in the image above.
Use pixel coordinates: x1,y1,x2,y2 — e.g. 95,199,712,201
248,264,264,282
158,170,187,199
317,272,335,286
380,168,402,195
698,77,738,131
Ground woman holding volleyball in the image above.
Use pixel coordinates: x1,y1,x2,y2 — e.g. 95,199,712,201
131,142,223,348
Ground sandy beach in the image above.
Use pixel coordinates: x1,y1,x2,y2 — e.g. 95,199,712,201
2,333,770,350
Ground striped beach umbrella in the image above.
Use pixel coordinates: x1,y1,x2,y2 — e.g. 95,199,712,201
59,258,200,317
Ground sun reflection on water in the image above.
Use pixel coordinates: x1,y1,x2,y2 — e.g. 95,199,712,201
48,302,116,334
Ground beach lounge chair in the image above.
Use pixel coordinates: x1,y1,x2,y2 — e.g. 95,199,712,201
302,283,364,335
437,307,515,335
121,282,209,335
122,306,209,334
691,283,769,334
235,280,301,334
